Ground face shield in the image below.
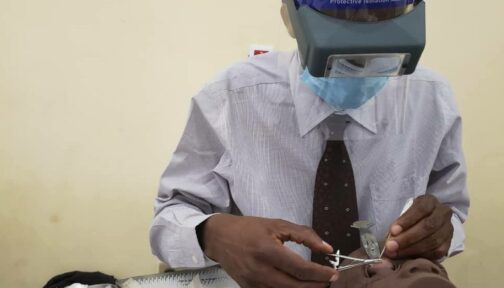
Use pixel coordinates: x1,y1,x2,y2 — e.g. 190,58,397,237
285,0,426,78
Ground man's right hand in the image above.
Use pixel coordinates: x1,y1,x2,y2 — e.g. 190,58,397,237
200,214,339,288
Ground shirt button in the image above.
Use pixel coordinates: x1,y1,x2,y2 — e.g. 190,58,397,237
345,208,351,213
346,233,352,238
325,256,330,261
342,159,347,164
324,206,330,211
324,158,329,163
324,231,330,236
323,182,329,187
344,183,349,188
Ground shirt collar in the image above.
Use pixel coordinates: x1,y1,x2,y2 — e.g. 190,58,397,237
287,51,378,137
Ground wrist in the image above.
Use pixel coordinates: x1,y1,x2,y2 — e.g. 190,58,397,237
200,214,237,260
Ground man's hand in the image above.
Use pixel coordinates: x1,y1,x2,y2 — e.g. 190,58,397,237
384,195,454,260
200,214,339,288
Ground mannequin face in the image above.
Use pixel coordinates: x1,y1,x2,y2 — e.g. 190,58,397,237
332,249,456,288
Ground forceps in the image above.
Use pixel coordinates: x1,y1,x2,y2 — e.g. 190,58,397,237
326,198,415,272
327,250,382,272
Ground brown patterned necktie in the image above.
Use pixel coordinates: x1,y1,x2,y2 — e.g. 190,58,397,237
311,140,361,266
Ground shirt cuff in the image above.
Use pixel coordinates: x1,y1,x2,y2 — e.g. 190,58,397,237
150,206,219,268
447,213,465,258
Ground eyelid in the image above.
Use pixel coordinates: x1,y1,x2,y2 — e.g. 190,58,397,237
366,260,401,278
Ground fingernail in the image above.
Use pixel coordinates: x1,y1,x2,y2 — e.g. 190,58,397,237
330,274,339,282
322,241,333,250
391,225,402,236
386,240,399,252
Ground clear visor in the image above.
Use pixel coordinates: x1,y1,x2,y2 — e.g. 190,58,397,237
325,54,409,77
296,0,418,22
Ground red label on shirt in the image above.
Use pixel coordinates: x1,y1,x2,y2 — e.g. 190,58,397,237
254,50,269,56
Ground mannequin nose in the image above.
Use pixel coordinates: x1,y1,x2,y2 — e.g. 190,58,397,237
400,258,443,276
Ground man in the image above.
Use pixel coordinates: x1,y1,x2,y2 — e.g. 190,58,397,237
150,1,469,287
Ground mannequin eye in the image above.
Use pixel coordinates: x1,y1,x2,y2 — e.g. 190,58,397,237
390,260,403,271
365,260,399,278
365,265,375,277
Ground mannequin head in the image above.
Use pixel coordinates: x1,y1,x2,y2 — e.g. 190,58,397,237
332,249,456,288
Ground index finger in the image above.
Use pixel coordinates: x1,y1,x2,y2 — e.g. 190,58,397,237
390,196,436,236
275,220,334,254
263,244,338,283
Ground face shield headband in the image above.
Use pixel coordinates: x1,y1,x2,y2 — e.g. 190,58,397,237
293,0,422,22
285,0,426,77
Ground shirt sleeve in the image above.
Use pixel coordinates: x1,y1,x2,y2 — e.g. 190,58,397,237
150,89,231,268
426,89,470,257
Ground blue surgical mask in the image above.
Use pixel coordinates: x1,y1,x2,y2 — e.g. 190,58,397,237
300,68,389,110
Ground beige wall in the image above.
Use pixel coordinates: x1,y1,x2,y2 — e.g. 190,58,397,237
0,0,502,287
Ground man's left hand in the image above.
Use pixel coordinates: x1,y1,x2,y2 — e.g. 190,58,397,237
384,195,454,260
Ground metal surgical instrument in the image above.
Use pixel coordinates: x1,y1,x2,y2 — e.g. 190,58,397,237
327,250,383,272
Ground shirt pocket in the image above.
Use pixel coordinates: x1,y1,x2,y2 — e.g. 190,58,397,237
369,175,427,238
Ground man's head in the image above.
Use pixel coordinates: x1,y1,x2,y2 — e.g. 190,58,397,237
279,0,426,78
281,0,419,38
332,248,456,288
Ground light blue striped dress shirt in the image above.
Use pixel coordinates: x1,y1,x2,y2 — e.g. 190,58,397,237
150,50,469,268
